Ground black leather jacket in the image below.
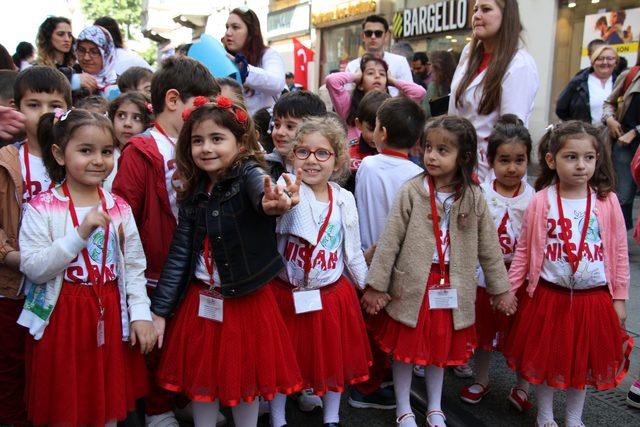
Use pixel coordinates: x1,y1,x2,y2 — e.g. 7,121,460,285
151,160,283,317
556,67,618,123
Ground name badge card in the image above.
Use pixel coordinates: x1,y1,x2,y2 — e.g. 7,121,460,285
97,319,105,347
199,291,223,322
429,288,458,310
293,289,323,314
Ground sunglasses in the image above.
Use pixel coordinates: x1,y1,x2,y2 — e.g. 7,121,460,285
293,147,334,162
363,30,385,38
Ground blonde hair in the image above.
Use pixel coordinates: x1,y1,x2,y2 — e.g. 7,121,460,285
293,116,351,184
590,45,618,64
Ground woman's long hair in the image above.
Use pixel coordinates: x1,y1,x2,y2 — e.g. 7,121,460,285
227,8,266,67
36,17,76,68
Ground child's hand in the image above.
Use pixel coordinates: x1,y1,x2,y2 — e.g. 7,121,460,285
613,299,627,328
361,287,391,315
130,320,157,354
491,291,517,316
282,169,303,208
4,250,20,271
0,106,25,140
386,74,397,87
262,175,293,215
77,204,110,240
151,313,166,349
353,69,363,85
618,129,637,145
363,245,377,266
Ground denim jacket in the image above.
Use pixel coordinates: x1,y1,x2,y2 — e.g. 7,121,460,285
151,160,283,317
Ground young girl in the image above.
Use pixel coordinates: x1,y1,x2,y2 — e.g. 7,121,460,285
269,116,372,427
459,115,535,410
105,91,153,190
18,109,156,425
325,54,426,143
504,120,631,427
361,116,515,427
149,95,303,427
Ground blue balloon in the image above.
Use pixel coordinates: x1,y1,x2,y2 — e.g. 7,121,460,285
188,34,241,83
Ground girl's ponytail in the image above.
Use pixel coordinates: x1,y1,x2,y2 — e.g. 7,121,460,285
36,112,66,184
534,126,555,191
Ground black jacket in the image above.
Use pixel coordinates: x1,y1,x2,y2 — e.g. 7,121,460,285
151,160,283,317
556,67,617,123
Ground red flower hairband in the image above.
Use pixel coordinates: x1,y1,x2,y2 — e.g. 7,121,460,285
181,95,248,126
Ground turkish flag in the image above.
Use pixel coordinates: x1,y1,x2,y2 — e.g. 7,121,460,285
293,38,314,89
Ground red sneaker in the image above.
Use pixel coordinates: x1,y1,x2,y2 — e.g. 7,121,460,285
460,383,490,404
508,386,533,412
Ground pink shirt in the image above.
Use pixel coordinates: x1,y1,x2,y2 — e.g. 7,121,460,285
508,187,629,300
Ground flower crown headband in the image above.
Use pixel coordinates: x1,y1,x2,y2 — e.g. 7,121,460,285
181,95,248,128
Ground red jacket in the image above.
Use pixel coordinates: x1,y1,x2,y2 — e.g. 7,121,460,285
112,129,176,285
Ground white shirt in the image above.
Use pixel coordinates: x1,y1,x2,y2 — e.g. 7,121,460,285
63,206,119,285
150,129,179,218
278,196,345,289
448,44,539,182
244,48,285,116
345,51,413,97
19,144,52,204
587,74,613,125
355,154,423,250
540,187,606,289
429,189,454,264
114,48,153,76
194,244,221,288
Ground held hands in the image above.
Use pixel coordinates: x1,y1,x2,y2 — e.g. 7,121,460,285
261,169,302,216
129,320,157,354
361,287,391,315
613,299,627,328
151,313,166,349
77,204,111,240
491,291,517,316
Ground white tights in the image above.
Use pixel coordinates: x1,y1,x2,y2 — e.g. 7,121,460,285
536,383,586,426
269,391,341,426
192,399,259,427
393,361,445,425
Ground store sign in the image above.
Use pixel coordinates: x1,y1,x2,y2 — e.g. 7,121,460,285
268,3,311,39
312,0,377,27
392,0,469,39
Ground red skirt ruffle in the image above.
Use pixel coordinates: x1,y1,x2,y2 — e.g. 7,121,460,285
25,280,148,426
369,264,476,367
156,281,303,406
504,280,633,390
271,276,372,395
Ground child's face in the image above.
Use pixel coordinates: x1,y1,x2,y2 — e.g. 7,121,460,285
360,61,387,93
291,131,339,190
356,119,376,148
545,137,597,191
19,90,68,139
113,101,146,148
0,97,13,108
491,142,528,189
190,118,240,180
136,79,151,97
54,125,115,187
423,128,460,185
272,115,302,157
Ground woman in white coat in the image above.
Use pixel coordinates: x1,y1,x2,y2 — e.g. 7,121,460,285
449,0,539,182
224,8,285,115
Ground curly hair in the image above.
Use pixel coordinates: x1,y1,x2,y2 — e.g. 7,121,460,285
36,17,76,68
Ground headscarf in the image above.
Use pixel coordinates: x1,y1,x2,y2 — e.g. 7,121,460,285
75,25,117,88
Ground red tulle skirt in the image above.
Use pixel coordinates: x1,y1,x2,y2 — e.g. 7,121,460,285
25,280,149,426
369,264,476,367
271,276,372,395
504,280,633,390
475,285,527,351
156,281,302,406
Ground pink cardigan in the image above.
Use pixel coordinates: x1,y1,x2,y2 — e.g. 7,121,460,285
509,187,630,300
325,72,427,141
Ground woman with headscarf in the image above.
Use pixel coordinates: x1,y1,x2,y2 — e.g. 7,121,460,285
75,25,119,100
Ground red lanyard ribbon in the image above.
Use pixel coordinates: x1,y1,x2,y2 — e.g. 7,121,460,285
153,122,176,147
62,182,110,316
427,176,449,286
380,149,409,160
203,236,216,288
303,185,333,286
493,180,521,235
556,183,591,275
23,143,54,200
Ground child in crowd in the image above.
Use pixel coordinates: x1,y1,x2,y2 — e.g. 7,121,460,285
217,77,245,105
112,55,219,425
104,91,153,190
150,95,302,426
505,121,631,427
117,66,153,96
18,109,156,425
459,115,535,410
325,54,426,143
269,116,371,427
75,94,109,114
0,65,71,427
0,70,17,108
362,116,515,427
267,90,326,181
349,91,389,170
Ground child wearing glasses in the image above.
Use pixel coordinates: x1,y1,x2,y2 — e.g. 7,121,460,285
269,116,371,427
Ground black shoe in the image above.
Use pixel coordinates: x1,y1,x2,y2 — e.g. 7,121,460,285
323,424,341,427
347,386,396,410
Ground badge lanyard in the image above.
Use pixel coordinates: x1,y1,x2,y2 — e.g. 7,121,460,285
23,143,54,200
556,183,591,276
153,121,176,147
202,236,218,290
62,182,110,345
493,180,521,236
380,149,409,160
302,184,333,287
427,176,450,287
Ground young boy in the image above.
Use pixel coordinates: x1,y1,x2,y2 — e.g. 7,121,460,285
267,90,326,181
0,70,17,108
112,55,219,425
0,65,71,426
348,97,425,410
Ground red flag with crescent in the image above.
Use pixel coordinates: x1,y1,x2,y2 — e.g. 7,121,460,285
293,38,314,89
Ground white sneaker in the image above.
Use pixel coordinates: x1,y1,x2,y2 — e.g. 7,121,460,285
297,389,323,412
145,411,180,427
413,365,425,378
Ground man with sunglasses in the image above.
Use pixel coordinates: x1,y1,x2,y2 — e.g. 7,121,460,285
345,15,413,96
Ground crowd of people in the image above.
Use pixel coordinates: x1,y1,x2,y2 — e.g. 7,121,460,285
0,0,639,426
